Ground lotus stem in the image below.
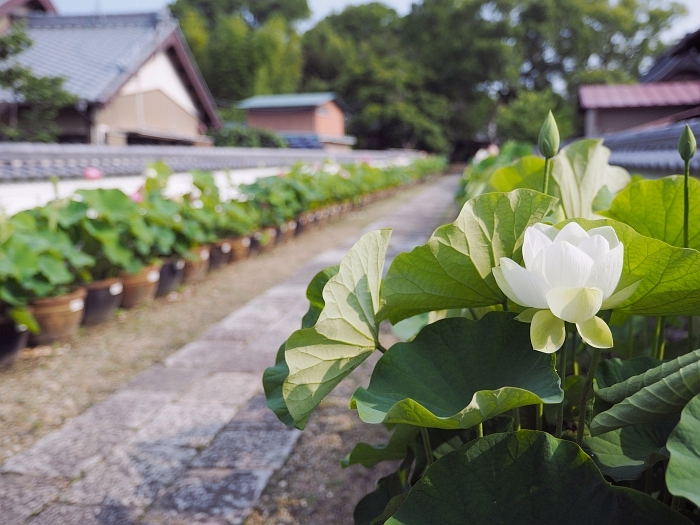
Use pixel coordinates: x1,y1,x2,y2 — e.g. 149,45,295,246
556,326,572,438
421,427,434,467
671,496,682,512
513,407,521,431
376,342,387,354
576,347,602,446
543,157,552,195
689,318,695,353
684,158,690,250
655,317,667,360
535,403,543,431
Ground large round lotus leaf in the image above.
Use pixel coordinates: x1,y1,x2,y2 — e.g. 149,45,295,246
386,430,691,525
350,313,563,429
667,393,700,506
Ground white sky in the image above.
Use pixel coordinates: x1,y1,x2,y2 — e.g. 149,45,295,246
54,0,700,44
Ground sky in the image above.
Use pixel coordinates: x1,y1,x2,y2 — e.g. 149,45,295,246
54,0,700,43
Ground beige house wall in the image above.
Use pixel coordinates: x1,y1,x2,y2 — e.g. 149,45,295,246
246,108,316,133
313,101,345,136
94,89,201,144
585,105,698,136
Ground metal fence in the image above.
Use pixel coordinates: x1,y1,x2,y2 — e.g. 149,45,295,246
0,143,420,183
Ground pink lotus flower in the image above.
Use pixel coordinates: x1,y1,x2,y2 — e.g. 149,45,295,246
83,167,104,180
130,190,144,203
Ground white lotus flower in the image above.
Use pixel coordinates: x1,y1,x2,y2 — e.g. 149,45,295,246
493,223,637,353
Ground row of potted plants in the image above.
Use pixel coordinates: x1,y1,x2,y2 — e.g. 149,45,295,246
0,156,446,364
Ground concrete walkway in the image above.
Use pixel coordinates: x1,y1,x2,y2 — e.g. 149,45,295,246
0,175,460,525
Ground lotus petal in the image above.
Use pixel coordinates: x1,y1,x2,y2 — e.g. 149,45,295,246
577,316,613,348
546,286,603,324
531,310,566,353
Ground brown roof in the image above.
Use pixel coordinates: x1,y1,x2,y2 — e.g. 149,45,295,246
579,81,700,109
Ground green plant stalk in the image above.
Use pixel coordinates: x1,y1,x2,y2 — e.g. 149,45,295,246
513,407,521,431
654,316,666,360
542,156,552,194
535,403,543,431
576,347,602,446
671,496,681,512
684,158,690,249
420,427,433,467
689,317,695,354
476,423,483,438
556,327,572,438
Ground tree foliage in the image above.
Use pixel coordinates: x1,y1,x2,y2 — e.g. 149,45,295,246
0,24,77,142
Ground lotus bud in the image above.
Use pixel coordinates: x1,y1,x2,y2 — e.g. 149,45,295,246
678,124,696,162
538,111,560,158
492,223,638,353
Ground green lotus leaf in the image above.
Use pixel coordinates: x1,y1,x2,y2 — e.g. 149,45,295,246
350,313,563,429
566,218,700,316
666,393,700,506
263,265,340,427
385,430,691,525
590,350,700,436
342,424,419,469
551,138,630,220
301,265,339,329
600,176,700,250
487,155,556,195
584,416,676,481
379,189,558,324
282,230,391,429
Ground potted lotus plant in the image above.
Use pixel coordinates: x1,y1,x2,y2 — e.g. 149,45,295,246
6,210,93,344
51,188,159,313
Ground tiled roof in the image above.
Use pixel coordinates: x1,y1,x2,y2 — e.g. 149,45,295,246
0,12,175,104
237,92,338,110
579,81,700,109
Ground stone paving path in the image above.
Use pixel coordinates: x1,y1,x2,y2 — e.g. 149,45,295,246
0,175,459,525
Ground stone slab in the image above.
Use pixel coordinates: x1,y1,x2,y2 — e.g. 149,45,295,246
176,372,260,408
27,503,141,525
131,405,237,449
59,443,197,508
148,468,272,524
79,390,175,430
123,365,211,394
191,430,299,470
2,418,130,479
225,394,292,431
0,473,68,525
165,341,280,373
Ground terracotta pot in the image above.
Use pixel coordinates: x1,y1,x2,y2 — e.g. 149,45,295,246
253,228,277,253
156,258,185,297
229,236,251,262
120,264,161,308
183,246,211,283
276,221,297,244
295,215,308,236
30,288,87,345
0,316,29,366
82,278,123,326
209,240,233,271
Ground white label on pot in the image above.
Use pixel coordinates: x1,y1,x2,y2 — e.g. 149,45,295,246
69,298,84,312
147,271,160,283
242,237,251,247
175,260,185,270
16,324,27,332
221,243,231,253
109,282,123,296
201,249,210,261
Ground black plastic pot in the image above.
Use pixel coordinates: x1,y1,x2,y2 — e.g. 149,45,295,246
0,317,29,366
82,278,124,326
209,241,233,271
156,258,185,297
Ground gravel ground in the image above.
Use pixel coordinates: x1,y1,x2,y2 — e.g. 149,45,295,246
0,183,432,464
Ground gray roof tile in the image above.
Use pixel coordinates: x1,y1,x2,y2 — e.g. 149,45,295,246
0,11,176,103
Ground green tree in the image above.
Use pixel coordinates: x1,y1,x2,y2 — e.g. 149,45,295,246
495,90,576,143
0,24,77,142
251,16,302,95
